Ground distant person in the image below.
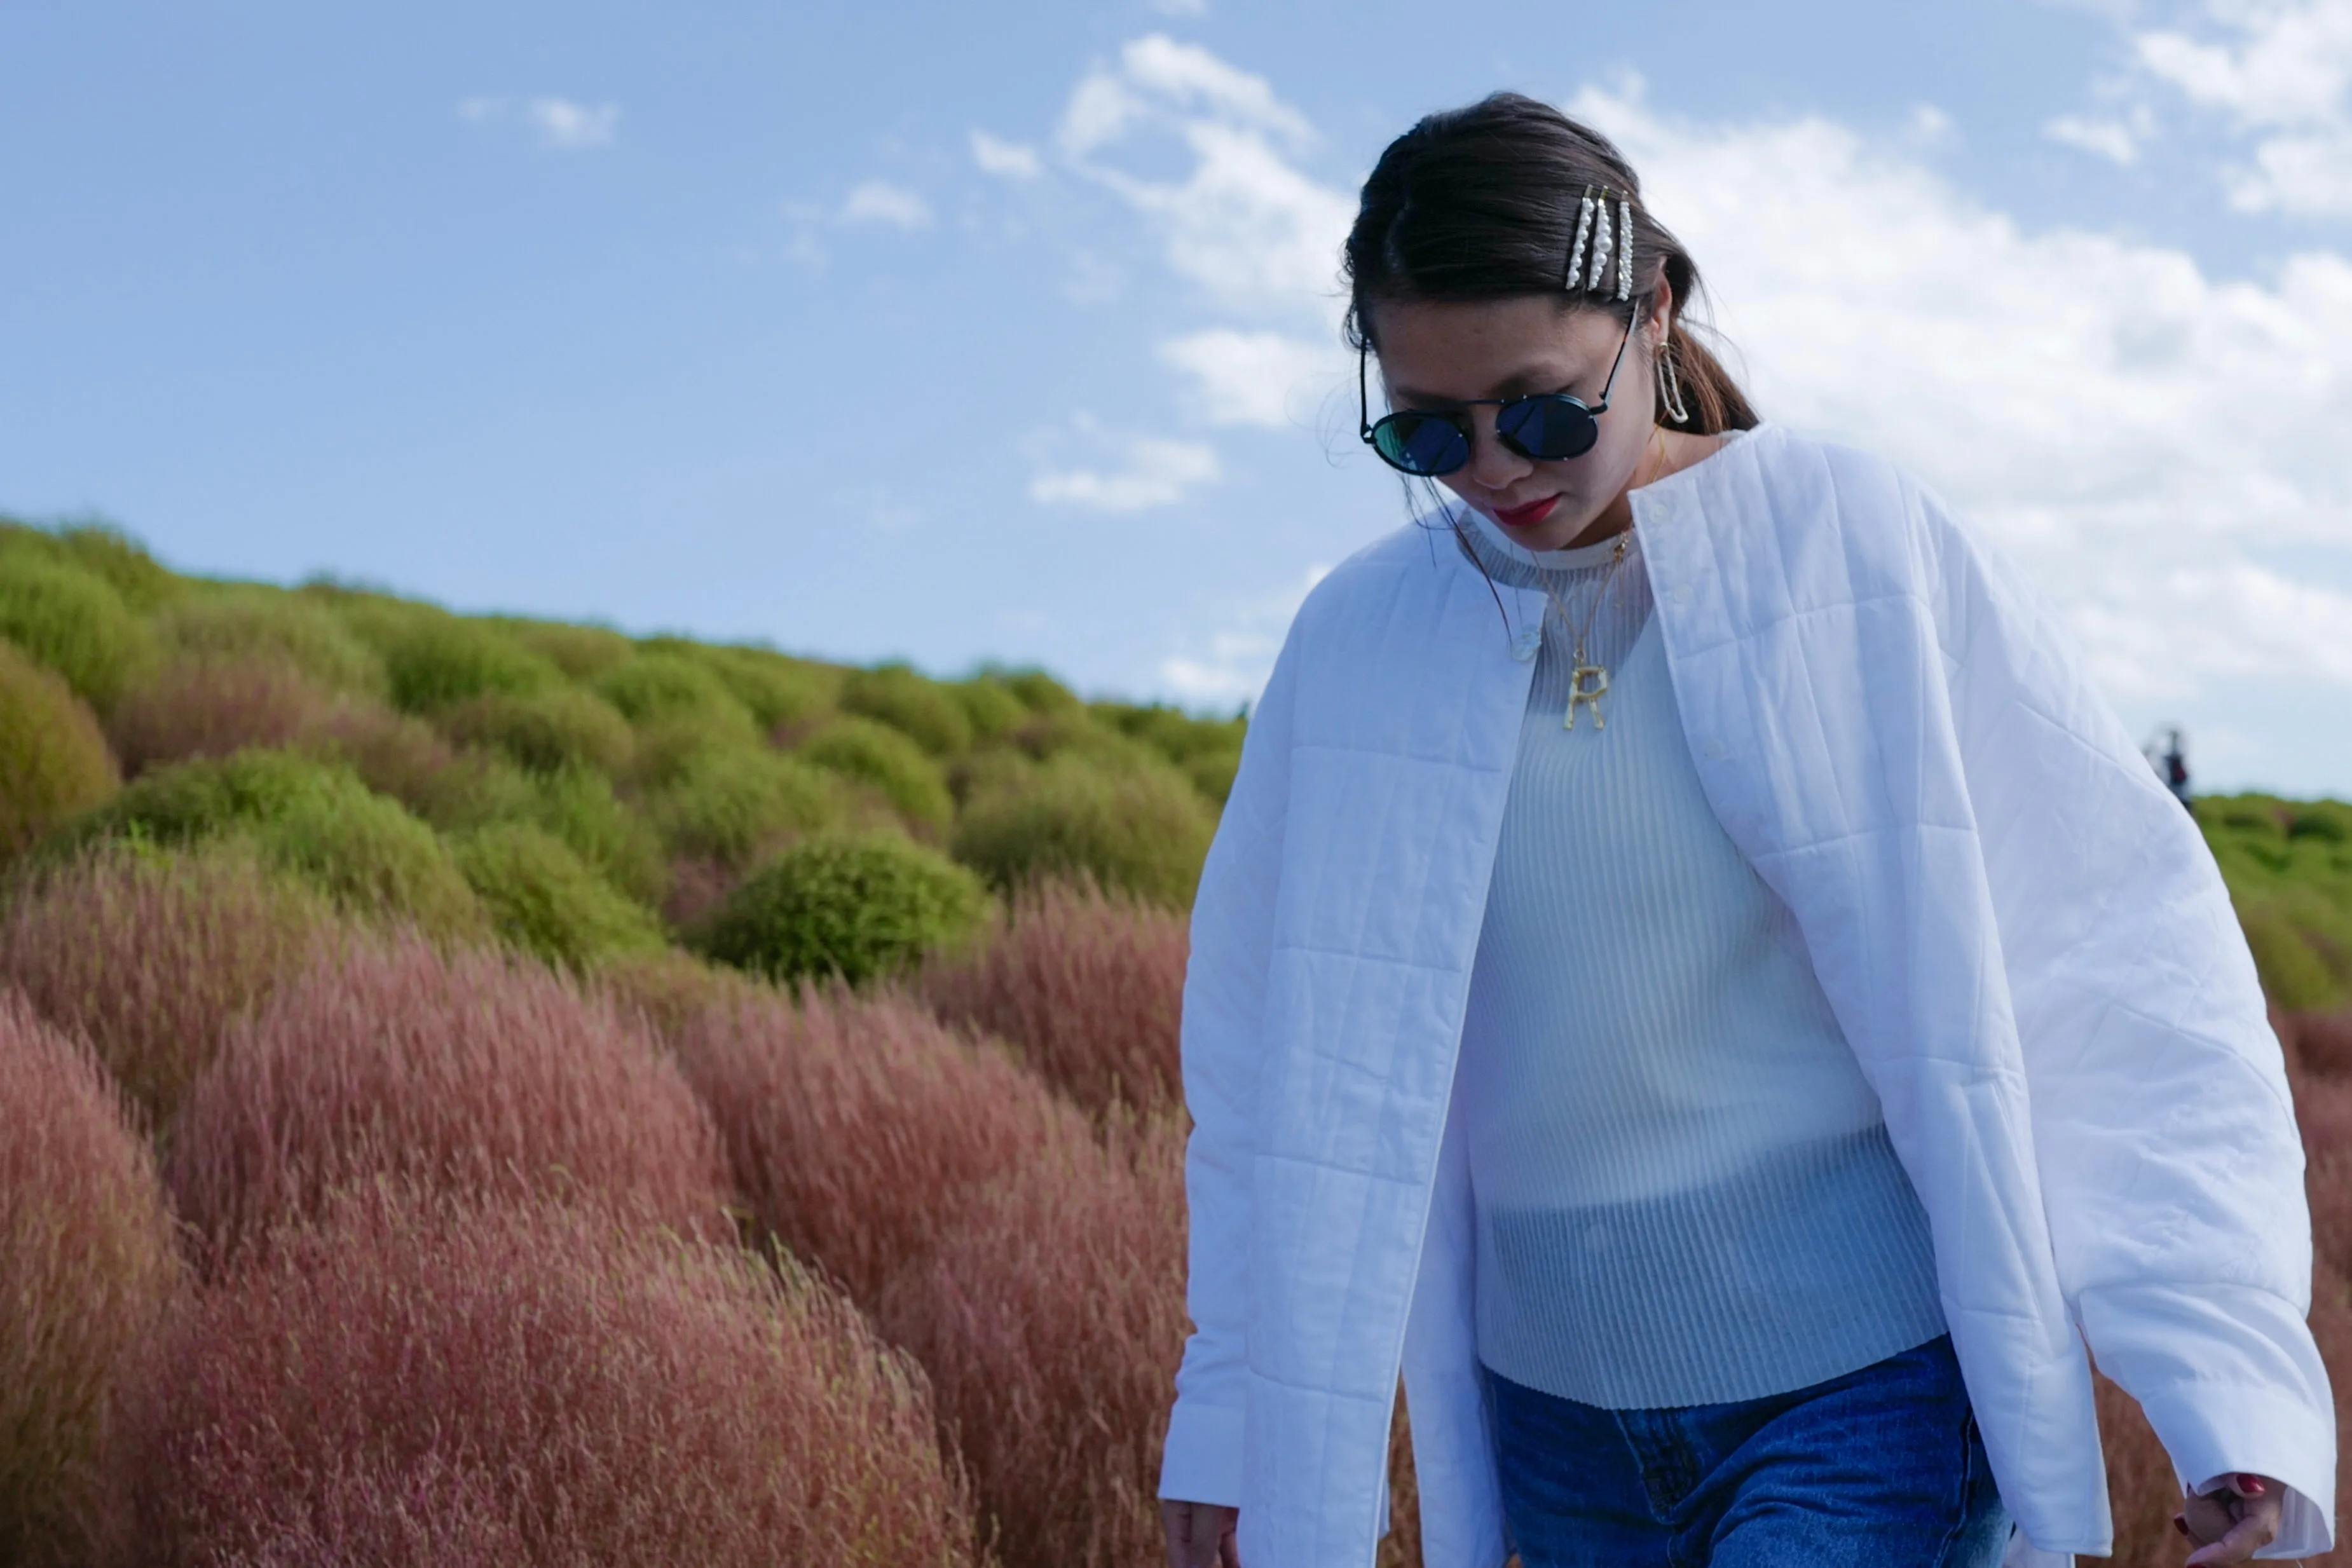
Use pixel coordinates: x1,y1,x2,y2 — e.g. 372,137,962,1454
2164,726,2195,808
1158,96,2325,1568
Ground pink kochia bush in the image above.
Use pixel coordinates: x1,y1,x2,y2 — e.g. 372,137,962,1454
0,843,334,1138
0,990,179,1566
99,1190,981,1568
164,932,730,1264
879,1115,1190,1568
673,983,1089,1306
106,657,329,777
918,876,1189,1117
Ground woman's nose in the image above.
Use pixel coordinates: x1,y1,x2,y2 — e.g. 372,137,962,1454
1462,410,1533,491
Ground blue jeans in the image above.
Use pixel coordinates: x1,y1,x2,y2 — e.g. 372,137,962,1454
1486,1334,2011,1567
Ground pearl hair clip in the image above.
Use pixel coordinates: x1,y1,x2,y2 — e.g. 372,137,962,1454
1561,185,1636,301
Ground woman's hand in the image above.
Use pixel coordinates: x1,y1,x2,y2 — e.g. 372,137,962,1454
1161,1499,1240,1568
2175,1473,2282,1565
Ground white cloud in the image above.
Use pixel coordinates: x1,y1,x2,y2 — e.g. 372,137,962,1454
969,130,1043,180
1054,35,1350,315
2067,0,2352,212
2044,111,2143,161
840,180,932,229
458,95,620,151
1157,329,1330,426
1160,565,1330,706
526,97,619,149
1030,428,1221,511
1060,34,1314,159
1906,104,1959,147
1568,78,2352,707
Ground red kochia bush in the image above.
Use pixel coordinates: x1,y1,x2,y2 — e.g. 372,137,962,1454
106,657,330,777
918,875,1189,1116
0,990,179,1565
100,1191,981,1568
673,984,1088,1305
164,933,730,1264
0,844,334,1138
878,1115,1190,1568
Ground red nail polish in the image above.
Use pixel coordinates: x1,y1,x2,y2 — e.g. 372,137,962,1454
2238,1473,2268,1496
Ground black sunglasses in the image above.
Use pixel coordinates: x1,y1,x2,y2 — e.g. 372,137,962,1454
1358,306,1638,477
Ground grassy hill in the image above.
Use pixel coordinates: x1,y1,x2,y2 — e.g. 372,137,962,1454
0,515,1241,981
7,515,2349,1005
2196,793,2352,1011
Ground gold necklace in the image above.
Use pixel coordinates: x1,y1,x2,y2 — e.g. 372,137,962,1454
1540,532,1631,731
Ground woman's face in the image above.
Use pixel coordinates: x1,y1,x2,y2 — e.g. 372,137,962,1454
1371,293,1663,553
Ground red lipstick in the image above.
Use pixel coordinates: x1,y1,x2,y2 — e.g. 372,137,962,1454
1493,495,1559,529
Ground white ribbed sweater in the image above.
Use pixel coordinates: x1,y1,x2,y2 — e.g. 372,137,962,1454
1453,505,1947,1409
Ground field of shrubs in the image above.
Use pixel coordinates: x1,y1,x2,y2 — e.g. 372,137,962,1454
0,512,2347,1567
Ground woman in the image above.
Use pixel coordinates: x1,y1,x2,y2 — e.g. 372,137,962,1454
1157,95,2332,1568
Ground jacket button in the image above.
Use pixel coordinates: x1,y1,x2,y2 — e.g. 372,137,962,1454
1706,739,1728,760
1512,629,1540,662
1673,583,1693,606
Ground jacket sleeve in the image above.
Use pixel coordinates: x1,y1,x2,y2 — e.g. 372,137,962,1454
1157,624,1301,1508
1930,491,2336,1555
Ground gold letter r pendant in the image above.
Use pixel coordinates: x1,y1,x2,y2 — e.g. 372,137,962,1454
1566,663,1610,730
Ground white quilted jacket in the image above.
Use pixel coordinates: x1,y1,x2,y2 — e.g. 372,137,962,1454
1158,425,2335,1567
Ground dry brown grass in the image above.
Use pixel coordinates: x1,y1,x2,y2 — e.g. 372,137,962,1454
917,876,1189,1116
0,990,180,1565
97,1189,983,1568
672,983,1090,1306
878,1114,1190,1568
163,932,730,1265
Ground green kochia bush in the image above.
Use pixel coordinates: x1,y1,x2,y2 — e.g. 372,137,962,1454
646,749,847,868
454,822,666,972
154,589,386,697
438,686,636,776
1093,700,1247,803
646,640,842,733
947,678,1028,743
1,517,182,613
953,755,1215,907
53,749,486,941
381,617,564,714
796,716,954,833
599,653,761,742
988,666,1083,716
523,767,670,907
0,641,120,861
496,618,635,682
695,831,987,985
0,552,156,712
380,756,666,909
839,665,973,756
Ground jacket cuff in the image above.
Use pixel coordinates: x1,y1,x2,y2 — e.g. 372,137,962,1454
2075,1283,2336,1558
2189,1476,2331,1560
1158,1398,1246,1506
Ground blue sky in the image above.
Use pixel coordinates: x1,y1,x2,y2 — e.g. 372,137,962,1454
5,0,2350,792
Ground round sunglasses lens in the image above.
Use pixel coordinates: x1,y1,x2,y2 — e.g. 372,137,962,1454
1497,397,1600,461
1374,414,1468,476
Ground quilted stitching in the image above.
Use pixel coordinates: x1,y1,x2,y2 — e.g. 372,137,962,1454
1163,426,2332,1568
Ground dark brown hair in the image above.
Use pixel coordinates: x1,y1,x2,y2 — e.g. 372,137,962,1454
1344,93,1756,435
